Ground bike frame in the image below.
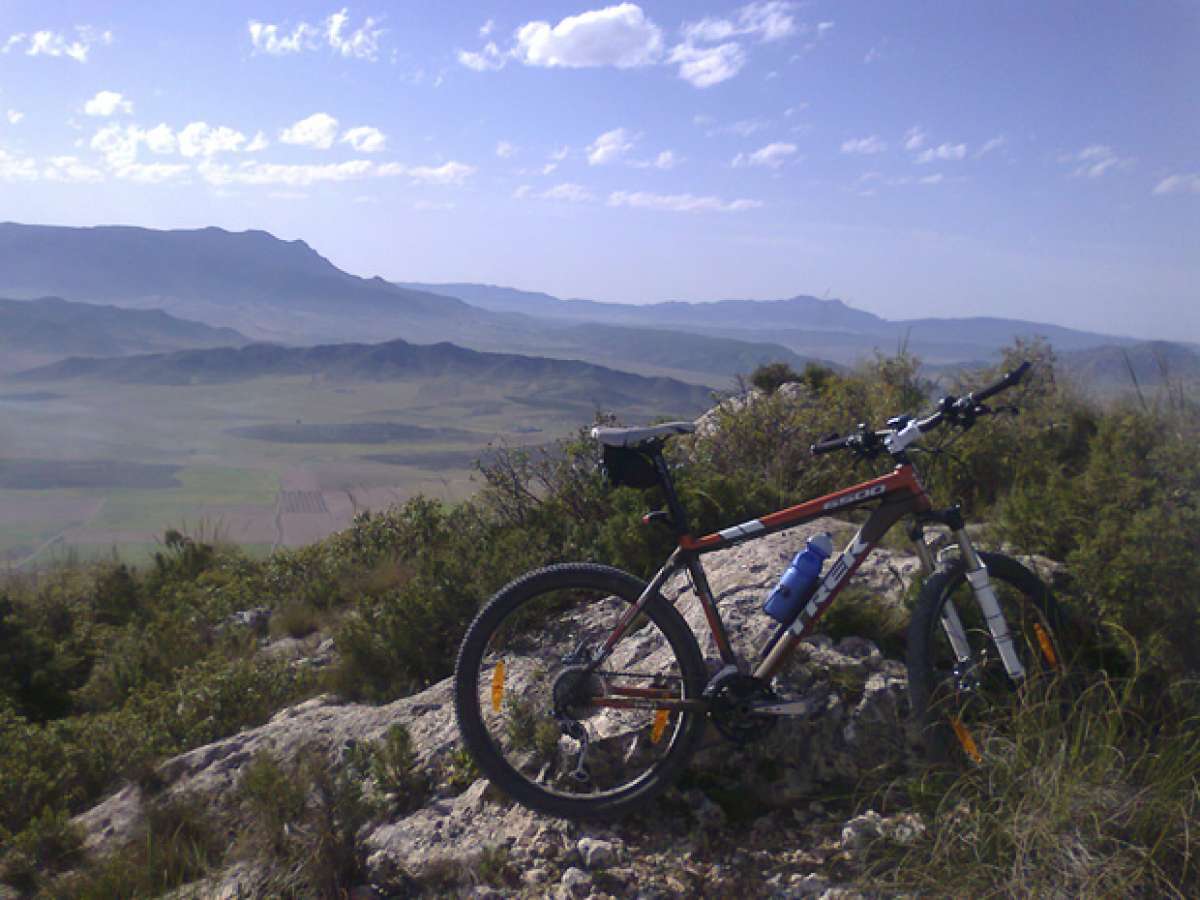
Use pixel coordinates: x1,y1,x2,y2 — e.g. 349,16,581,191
586,460,947,713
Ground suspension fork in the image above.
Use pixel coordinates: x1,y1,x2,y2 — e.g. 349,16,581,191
954,529,1026,681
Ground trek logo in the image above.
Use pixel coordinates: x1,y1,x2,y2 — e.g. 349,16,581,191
822,484,886,511
790,533,871,636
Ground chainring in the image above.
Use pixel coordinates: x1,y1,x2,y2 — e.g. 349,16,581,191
704,670,778,743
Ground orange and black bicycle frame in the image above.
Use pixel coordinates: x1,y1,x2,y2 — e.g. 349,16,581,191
590,459,934,709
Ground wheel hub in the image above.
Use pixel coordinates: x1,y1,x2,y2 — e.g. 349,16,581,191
551,665,607,720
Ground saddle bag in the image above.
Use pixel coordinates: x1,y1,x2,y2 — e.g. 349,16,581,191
601,444,660,490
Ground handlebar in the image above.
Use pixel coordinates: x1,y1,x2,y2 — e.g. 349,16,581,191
809,360,1031,458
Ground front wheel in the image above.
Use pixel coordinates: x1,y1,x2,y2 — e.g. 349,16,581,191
454,563,708,819
907,552,1067,764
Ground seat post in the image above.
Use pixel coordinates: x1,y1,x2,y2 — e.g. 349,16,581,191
650,448,691,537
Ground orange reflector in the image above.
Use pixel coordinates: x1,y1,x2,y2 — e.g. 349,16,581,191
1033,622,1059,668
490,661,505,713
650,708,670,744
950,716,982,763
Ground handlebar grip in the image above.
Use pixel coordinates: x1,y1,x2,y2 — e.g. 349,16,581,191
973,360,1031,403
811,434,849,455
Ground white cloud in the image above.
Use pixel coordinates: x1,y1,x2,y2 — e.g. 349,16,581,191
326,9,384,59
1060,144,1130,179
5,110,22,125
541,162,558,175
479,19,495,38
280,113,339,149
84,90,133,117
90,124,144,167
200,159,373,187
587,127,635,165
915,142,967,163
975,136,1005,158
114,162,191,184
495,140,516,158
652,150,679,169
1152,173,1200,196
903,126,926,151
514,3,663,69
246,131,270,152
248,9,383,60
247,20,317,55
683,1,798,45
541,182,595,202
341,126,386,152
732,141,796,169
4,27,112,63
144,124,177,155
458,41,506,71
693,114,716,127
513,184,533,199
376,160,477,185
841,135,887,155
43,155,104,183
668,41,745,88
817,21,835,35
178,122,247,157
607,190,762,212
0,147,38,181
550,145,570,161
918,173,943,185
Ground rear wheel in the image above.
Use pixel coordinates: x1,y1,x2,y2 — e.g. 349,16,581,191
907,552,1067,764
454,563,707,819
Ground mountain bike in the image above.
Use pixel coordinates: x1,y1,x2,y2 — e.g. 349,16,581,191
454,361,1066,819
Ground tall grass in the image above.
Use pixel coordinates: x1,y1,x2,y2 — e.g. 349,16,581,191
867,665,1200,896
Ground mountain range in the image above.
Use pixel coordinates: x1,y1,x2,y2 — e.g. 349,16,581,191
14,338,715,413
1,222,1192,389
0,295,248,374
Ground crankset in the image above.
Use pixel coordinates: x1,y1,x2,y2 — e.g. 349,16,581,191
703,668,779,743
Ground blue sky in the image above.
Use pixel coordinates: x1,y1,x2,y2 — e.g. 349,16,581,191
1,1,1196,340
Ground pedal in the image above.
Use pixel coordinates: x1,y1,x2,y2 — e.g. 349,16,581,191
749,696,816,717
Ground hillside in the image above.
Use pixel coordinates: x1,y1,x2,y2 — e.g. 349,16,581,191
0,296,248,372
0,222,511,349
14,338,715,411
1059,340,1200,389
403,281,1143,365
0,223,836,382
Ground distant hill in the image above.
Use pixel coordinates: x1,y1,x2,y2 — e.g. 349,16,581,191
1060,341,1200,390
0,222,505,348
0,223,834,382
0,296,248,369
403,282,1142,365
15,339,715,414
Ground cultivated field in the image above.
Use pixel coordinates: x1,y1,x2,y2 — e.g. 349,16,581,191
0,372,656,567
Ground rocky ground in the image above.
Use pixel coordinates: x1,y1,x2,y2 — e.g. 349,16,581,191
64,516,1034,898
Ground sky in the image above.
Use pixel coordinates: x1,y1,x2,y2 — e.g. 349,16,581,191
1,1,1197,341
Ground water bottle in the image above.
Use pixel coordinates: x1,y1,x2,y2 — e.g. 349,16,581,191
763,533,834,623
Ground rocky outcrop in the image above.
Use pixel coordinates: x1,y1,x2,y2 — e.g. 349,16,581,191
73,518,933,897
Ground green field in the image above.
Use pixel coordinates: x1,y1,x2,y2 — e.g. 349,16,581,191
0,372,676,567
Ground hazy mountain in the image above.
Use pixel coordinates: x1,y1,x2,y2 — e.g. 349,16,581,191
1060,341,1200,389
400,281,884,333
15,339,715,413
0,295,247,356
0,224,831,382
0,222,515,348
403,281,1140,365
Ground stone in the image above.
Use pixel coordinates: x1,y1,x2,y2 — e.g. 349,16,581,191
561,865,592,897
577,836,617,868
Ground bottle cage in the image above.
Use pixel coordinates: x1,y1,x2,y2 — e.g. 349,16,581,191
600,444,660,490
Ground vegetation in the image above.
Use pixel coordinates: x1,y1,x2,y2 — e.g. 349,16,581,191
1,343,1197,894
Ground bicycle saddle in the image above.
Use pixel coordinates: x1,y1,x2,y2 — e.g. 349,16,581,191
591,421,696,448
